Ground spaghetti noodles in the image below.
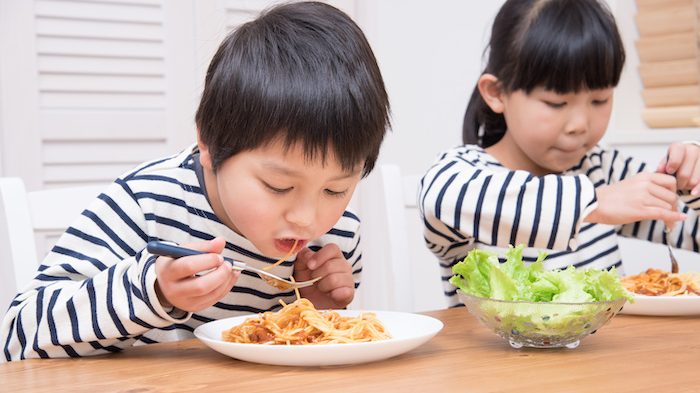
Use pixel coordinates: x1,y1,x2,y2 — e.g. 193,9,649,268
221,298,391,345
263,239,299,271
621,268,700,296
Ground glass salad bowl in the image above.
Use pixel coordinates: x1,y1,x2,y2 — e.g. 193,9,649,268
458,291,626,349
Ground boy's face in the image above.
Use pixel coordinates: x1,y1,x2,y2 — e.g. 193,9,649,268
198,137,362,258
492,86,613,175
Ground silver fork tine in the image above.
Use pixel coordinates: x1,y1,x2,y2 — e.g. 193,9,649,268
664,227,680,274
229,261,322,289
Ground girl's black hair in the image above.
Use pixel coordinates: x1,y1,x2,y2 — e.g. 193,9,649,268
196,2,390,177
463,0,625,146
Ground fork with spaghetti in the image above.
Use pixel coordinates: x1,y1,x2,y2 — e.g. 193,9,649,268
147,240,321,291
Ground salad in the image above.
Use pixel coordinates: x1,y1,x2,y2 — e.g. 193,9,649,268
451,245,632,345
451,245,632,303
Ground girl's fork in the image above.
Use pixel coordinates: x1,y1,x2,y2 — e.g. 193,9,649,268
146,241,322,291
663,228,680,274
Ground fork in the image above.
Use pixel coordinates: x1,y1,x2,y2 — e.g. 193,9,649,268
146,241,321,291
663,228,680,274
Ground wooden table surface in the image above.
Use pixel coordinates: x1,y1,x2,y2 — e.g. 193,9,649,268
1,308,698,393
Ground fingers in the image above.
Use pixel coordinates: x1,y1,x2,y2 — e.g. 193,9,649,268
313,270,355,300
154,237,238,312
644,207,686,230
661,143,700,194
295,244,356,307
293,247,315,271
159,237,227,280
675,146,698,191
647,181,678,211
304,244,342,270
164,253,225,280
656,157,667,174
183,270,240,312
182,237,226,254
663,143,686,175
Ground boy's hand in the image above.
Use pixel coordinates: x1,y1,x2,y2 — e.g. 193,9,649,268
585,172,686,227
656,141,700,196
294,244,355,309
154,237,239,313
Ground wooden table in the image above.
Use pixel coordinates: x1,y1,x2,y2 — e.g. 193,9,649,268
1,308,698,392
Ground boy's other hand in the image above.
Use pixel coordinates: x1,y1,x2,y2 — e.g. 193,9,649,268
294,244,355,309
154,237,239,313
586,172,686,228
656,141,700,196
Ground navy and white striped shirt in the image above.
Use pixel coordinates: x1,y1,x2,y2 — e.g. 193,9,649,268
1,145,363,361
419,144,700,306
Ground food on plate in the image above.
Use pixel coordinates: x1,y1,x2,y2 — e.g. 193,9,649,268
451,245,632,339
222,298,391,345
621,268,700,296
451,245,632,303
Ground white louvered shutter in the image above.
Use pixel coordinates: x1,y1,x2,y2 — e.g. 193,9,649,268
1,0,198,190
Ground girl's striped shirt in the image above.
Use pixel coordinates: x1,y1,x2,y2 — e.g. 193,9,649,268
419,144,700,306
1,145,363,361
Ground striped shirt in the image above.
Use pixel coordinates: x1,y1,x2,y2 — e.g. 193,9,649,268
419,144,700,306
1,145,363,361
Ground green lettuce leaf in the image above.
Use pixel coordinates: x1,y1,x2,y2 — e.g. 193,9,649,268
451,244,633,303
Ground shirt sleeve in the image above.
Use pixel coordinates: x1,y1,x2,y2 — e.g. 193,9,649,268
1,179,190,361
418,151,598,267
340,211,363,289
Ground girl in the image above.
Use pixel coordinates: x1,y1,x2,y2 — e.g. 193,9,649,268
418,0,700,305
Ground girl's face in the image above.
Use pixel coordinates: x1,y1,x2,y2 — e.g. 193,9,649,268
198,137,362,258
490,86,613,175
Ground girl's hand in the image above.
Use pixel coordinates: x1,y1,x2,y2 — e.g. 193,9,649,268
154,237,239,313
294,244,355,309
656,141,700,196
585,172,686,227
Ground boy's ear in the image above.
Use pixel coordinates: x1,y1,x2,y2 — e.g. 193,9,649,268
196,128,214,171
477,73,505,114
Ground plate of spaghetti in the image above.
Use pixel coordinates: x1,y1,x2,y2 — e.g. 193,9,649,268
193,298,443,366
620,268,700,316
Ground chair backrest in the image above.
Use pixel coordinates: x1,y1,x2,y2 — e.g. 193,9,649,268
0,178,104,310
349,164,447,312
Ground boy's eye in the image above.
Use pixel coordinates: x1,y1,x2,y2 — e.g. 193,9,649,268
264,182,292,194
544,100,566,109
325,188,348,197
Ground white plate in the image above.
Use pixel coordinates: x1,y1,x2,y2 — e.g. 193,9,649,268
193,310,443,366
620,294,700,316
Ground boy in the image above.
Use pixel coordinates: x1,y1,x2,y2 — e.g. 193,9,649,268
2,1,390,361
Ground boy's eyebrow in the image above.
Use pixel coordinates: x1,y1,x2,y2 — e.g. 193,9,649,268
262,161,361,180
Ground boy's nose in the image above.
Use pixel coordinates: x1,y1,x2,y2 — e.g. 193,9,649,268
285,198,315,229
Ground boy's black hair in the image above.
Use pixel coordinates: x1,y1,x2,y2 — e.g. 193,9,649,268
196,1,390,177
463,0,625,147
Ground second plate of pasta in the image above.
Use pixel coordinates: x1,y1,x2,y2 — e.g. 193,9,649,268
194,310,443,366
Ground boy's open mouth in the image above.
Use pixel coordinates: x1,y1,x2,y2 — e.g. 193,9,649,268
274,238,305,254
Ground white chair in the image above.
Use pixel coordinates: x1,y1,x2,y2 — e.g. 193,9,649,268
0,178,104,310
349,164,447,312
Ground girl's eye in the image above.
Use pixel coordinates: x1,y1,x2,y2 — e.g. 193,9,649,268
592,98,609,106
264,182,292,194
325,188,348,198
544,100,566,109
